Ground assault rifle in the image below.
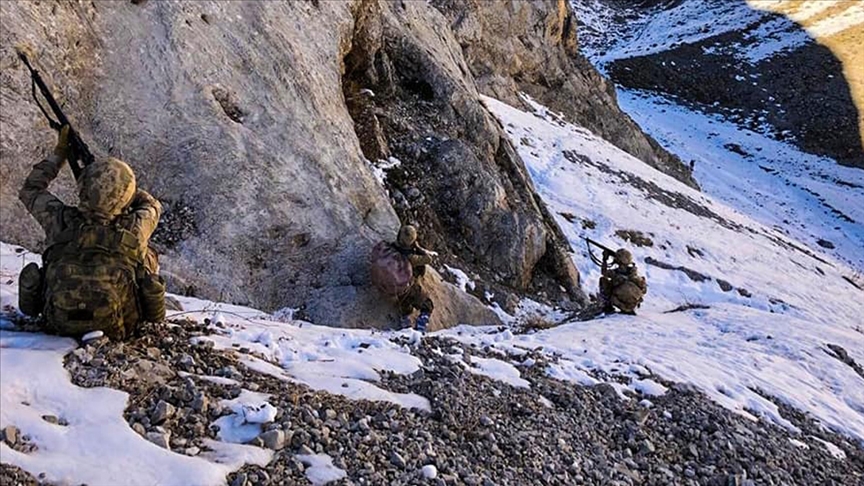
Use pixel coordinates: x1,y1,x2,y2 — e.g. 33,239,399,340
18,51,94,180
584,237,616,275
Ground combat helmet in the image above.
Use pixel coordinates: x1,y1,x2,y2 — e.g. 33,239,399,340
78,157,137,219
615,248,633,266
397,225,418,248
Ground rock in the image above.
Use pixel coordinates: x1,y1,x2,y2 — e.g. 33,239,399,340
192,393,209,413
298,444,315,456
0,0,582,329
390,450,407,469
41,415,59,425
1,425,20,446
432,0,695,187
184,446,200,456
640,440,655,454
146,347,162,360
422,464,438,479
259,429,286,450
150,400,176,425
178,354,196,370
146,431,171,450
230,472,248,486
132,423,147,437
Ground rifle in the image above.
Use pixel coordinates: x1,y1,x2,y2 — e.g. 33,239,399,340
584,237,615,275
18,51,94,179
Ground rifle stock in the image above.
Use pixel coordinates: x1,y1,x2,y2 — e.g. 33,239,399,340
18,51,94,179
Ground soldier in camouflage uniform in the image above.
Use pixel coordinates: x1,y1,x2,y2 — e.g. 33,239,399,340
394,225,434,332
17,126,165,339
599,249,647,315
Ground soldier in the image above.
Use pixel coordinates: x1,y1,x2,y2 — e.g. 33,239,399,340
393,225,435,332
599,249,647,315
370,224,435,332
17,126,166,340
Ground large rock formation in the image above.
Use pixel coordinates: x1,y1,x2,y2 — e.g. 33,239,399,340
429,0,698,187
0,0,598,328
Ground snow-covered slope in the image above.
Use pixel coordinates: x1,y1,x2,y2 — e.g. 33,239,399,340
618,89,864,272
575,0,864,67
476,95,864,444
2,88,862,485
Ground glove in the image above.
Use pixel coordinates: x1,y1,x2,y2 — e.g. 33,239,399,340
53,125,71,161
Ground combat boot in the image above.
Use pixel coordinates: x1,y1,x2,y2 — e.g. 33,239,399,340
415,312,430,333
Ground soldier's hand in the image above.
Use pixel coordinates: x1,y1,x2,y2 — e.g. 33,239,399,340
53,125,71,161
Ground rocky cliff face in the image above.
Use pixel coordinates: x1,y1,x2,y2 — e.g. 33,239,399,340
1,0,670,328
430,0,698,187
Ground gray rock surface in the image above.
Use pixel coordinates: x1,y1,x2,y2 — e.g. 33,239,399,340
430,0,698,187
0,0,587,328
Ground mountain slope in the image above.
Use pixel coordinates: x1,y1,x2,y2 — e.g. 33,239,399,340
2,93,863,484
574,0,864,167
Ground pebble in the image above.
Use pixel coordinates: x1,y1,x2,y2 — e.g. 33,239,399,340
151,400,176,425
390,450,407,469
259,429,286,450
421,464,438,479
146,431,171,450
231,472,247,486
1,426,20,446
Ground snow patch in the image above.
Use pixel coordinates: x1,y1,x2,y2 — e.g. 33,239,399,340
296,453,347,485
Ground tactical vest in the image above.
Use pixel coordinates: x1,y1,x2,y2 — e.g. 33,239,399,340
42,221,144,340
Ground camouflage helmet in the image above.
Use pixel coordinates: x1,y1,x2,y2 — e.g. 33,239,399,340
397,225,418,248
615,248,633,266
78,157,136,219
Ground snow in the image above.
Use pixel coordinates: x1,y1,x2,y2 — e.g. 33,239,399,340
463,356,530,389
812,437,847,460
477,95,864,444
632,379,668,397
0,241,429,485
616,89,864,272
789,438,809,449
573,0,864,67
0,328,270,486
185,311,431,411
369,156,402,187
80,330,104,342
213,390,278,444
296,453,347,485
444,265,476,292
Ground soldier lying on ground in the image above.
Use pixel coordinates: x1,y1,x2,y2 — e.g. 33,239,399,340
17,126,166,340
599,248,647,315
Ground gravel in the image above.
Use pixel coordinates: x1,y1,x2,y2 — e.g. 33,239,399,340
2,320,862,486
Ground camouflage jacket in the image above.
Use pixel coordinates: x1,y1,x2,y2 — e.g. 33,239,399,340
608,264,647,293
394,242,433,275
19,155,162,263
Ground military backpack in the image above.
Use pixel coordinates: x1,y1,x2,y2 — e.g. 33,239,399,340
41,222,144,339
370,241,413,297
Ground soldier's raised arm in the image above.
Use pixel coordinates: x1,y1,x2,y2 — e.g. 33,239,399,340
18,127,72,233
408,246,433,268
128,188,163,241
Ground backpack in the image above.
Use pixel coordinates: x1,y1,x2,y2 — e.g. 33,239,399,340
42,222,143,340
370,241,413,297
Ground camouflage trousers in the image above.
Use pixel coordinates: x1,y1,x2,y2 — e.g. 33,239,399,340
599,277,641,313
398,281,434,316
